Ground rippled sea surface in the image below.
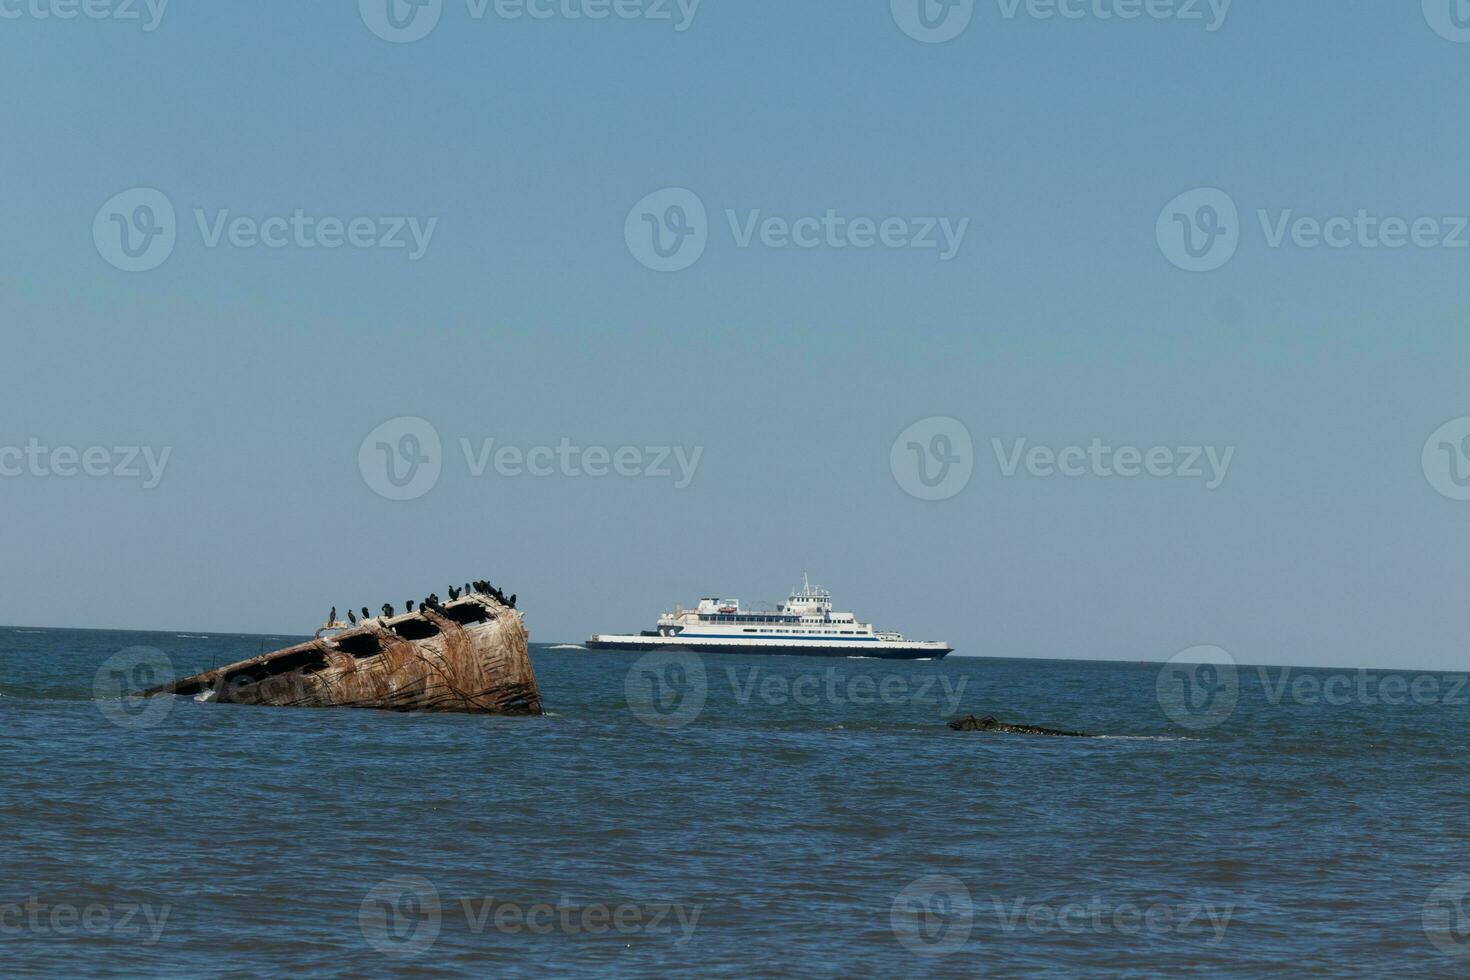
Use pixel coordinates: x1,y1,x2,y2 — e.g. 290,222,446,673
6,627,1470,977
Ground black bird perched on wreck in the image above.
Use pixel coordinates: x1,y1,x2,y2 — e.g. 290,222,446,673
465,583,473,597
347,610,356,625
361,607,371,621
508,594,517,608
329,607,337,625
448,586,460,600
382,603,394,618
406,599,415,612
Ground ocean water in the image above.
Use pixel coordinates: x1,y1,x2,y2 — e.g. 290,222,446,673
5,627,1470,977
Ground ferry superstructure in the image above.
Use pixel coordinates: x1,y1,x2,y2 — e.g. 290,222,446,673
586,575,952,660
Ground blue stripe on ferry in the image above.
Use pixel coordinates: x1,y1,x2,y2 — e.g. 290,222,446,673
672,634,880,642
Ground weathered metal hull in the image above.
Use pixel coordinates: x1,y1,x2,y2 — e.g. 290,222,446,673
146,596,541,715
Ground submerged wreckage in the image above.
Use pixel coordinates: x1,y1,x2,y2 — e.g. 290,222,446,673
948,714,1091,737
143,591,541,715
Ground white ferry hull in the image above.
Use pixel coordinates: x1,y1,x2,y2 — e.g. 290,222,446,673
586,634,952,660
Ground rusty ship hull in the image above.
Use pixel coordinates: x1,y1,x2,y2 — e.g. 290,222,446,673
145,594,541,715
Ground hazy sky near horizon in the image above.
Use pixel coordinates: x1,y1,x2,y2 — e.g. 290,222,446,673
4,2,1470,668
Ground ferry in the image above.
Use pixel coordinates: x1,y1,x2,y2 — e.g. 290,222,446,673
586,575,952,660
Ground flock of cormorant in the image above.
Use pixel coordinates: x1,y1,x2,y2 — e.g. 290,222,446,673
328,581,517,627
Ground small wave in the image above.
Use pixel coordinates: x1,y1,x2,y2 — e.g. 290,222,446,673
1093,735,1198,742
15,630,44,634
548,644,585,650
175,634,210,639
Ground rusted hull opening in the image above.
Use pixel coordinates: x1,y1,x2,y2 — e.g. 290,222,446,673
147,594,541,716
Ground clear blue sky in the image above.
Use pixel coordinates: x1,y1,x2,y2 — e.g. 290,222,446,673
3,2,1470,668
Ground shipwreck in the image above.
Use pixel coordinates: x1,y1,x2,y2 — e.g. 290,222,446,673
143,591,541,715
